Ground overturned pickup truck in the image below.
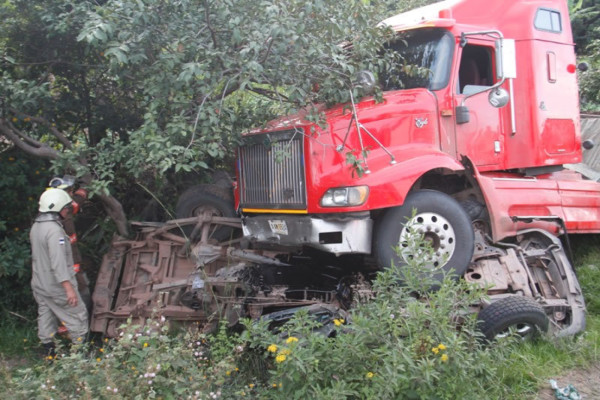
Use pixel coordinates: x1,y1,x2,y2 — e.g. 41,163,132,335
90,205,586,341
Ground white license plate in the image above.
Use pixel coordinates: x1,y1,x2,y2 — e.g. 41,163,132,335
268,219,288,235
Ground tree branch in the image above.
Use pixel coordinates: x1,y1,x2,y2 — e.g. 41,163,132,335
248,86,290,102
204,0,219,49
96,193,130,237
9,109,73,150
0,120,59,159
1,118,130,237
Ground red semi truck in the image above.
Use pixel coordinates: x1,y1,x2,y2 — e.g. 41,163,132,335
92,0,591,339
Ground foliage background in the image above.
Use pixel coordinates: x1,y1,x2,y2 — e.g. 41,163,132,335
0,0,599,345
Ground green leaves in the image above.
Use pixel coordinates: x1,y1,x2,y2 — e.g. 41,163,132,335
1,0,426,226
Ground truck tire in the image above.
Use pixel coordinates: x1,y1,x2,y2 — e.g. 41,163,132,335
374,190,474,282
477,296,549,341
175,184,237,242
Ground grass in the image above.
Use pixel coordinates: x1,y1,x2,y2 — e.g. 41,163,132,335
0,312,38,359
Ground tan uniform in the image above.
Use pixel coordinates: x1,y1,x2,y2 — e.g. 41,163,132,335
30,213,88,343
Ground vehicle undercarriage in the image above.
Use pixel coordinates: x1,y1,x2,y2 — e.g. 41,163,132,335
91,213,586,340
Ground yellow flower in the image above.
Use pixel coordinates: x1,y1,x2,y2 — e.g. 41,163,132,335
333,318,345,327
11,118,17,123
431,347,439,354
99,348,104,353
96,357,101,362
438,344,447,351
47,355,53,360
235,367,239,372
24,117,30,122
143,342,149,348
13,227,19,232
23,339,28,343
286,336,299,344
226,371,231,376
267,344,278,353
8,157,14,161
248,383,255,389
275,354,286,363
272,383,278,388
366,372,374,379
77,337,82,342
441,354,449,363
104,338,109,343
132,366,136,370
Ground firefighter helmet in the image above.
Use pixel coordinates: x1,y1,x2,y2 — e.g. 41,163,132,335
39,188,72,212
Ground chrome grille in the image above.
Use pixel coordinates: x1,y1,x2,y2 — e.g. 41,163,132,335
239,130,306,209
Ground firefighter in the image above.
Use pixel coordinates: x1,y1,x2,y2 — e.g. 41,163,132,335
31,189,89,356
47,175,92,314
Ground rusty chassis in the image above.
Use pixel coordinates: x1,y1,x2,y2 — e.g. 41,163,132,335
91,215,585,338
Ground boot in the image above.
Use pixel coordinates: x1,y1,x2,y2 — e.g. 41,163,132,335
42,342,56,360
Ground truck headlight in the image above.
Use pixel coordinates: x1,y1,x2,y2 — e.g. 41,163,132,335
320,186,369,207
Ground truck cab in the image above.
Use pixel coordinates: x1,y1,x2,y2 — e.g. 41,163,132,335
236,0,600,276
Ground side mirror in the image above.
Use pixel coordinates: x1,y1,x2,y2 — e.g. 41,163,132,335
488,88,510,108
583,139,594,150
355,71,376,95
495,38,517,80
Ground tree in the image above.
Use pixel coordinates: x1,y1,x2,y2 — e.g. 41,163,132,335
1,0,425,235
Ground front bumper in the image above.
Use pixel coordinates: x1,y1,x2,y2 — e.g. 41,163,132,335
242,213,373,255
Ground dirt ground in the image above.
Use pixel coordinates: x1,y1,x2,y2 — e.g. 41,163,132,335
535,363,600,399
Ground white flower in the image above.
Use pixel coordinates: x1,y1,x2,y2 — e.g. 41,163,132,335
107,386,111,391
113,388,118,393
51,386,56,390
150,372,156,378
156,364,161,370
390,314,395,319
41,384,47,389
148,380,153,385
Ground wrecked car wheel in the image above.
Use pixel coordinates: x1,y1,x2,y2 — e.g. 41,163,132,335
176,184,237,241
374,190,474,283
477,296,549,341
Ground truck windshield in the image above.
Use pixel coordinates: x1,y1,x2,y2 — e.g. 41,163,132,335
380,28,454,91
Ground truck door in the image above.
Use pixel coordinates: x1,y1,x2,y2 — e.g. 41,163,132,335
454,44,504,170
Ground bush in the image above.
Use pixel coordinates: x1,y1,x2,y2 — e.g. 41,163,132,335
4,232,521,400
0,150,50,317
